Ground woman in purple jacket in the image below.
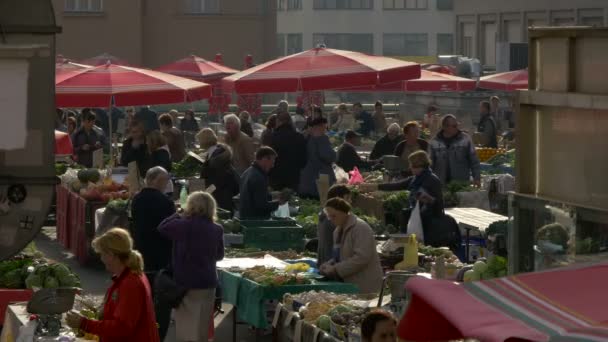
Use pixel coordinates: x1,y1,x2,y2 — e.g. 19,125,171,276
158,191,224,342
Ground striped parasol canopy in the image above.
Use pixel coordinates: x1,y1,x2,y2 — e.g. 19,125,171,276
55,63,212,107
156,54,239,82
337,70,476,92
478,69,528,91
222,47,421,94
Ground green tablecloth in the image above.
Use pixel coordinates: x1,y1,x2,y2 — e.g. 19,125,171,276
219,270,359,329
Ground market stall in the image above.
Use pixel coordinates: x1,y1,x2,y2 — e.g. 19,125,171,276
216,253,358,342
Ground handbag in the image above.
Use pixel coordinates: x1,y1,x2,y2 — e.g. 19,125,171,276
154,268,187,308
154,225,192,308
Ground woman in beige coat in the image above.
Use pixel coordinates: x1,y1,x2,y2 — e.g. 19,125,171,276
320,198,383,294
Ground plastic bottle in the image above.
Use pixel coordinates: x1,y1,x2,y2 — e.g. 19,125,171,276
179,185,188,208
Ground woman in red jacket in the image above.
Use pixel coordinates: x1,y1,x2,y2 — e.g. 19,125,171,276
66,228,160,342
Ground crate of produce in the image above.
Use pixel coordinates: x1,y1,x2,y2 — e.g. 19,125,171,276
242,225,305,251
476,147,506,162
236,217,298,228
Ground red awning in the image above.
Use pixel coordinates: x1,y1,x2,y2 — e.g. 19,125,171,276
55,63,212,107
222,47,421,94
478,69,528,91
156,55,239,83
337,70,476,92
398,262,608,342
55,130,73,155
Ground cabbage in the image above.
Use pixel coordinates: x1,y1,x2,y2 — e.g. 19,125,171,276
59,274,80,288
317,315,331,332
472,261,487,273
463,270,475,282
25,273,42,289
51,263,71,280
44,276,59,288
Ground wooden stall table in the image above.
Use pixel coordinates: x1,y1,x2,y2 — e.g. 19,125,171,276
445,207,507,263
219,270,358,342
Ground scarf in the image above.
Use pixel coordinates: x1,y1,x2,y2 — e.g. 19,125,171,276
408,168,432,208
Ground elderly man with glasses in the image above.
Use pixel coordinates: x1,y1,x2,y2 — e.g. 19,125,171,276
429,114,481,187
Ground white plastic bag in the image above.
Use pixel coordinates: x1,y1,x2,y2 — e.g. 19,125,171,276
333,165,349,184
273,202,290,218
407,201,425,243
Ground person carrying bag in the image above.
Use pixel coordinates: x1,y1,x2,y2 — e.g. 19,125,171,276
158,191,224,342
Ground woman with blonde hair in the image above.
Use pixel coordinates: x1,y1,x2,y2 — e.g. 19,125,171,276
66,228,160,342
158,192,225,342
197,128,240,212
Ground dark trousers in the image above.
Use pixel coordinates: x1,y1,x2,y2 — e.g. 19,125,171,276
145,271,171,342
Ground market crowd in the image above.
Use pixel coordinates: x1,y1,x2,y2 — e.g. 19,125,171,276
57,97,510,342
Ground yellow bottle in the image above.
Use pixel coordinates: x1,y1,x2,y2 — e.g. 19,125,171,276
396,234,419,270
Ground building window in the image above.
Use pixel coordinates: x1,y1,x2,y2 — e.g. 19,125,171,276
462,36,473,57
581,16,604,26
436,0,453,10
437,34,453,55
314,0,373,10
313,34,374,54
287,34,303,55
183,0,220,14
64,0,103,12
277,0,302,10
277,34,286,57
383,34,428,56
383,0,427,10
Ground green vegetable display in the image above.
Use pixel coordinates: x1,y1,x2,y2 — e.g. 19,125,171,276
219,219,241,234
383,191,409,214
55,163,69,176
463,255,508,282
575,237,600,255
172,156,202,178
106,199,129,212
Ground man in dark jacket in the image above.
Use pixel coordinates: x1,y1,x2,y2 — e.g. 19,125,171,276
369,123,404,160
71,110,104,168
430,115,481,186
353,102,375,136
239,147,282,219
136,106,160,132
477,101,498,148
270,112,307,191
130,166,175,341
337,130,372,173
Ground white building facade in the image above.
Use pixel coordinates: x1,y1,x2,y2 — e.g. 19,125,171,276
454,0,608,69
276,0,456,60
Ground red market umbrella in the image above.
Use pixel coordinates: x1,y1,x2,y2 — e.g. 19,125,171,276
55,130,73,155
478,69,528,91
55,63,212,108
55,61,92,75
222,47,421,94
337,70,476,92
81,53,131,66
156,55,239,83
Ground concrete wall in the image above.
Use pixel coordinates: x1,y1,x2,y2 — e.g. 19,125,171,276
453,0,608,68
52,0,276,69
277,0,455,58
